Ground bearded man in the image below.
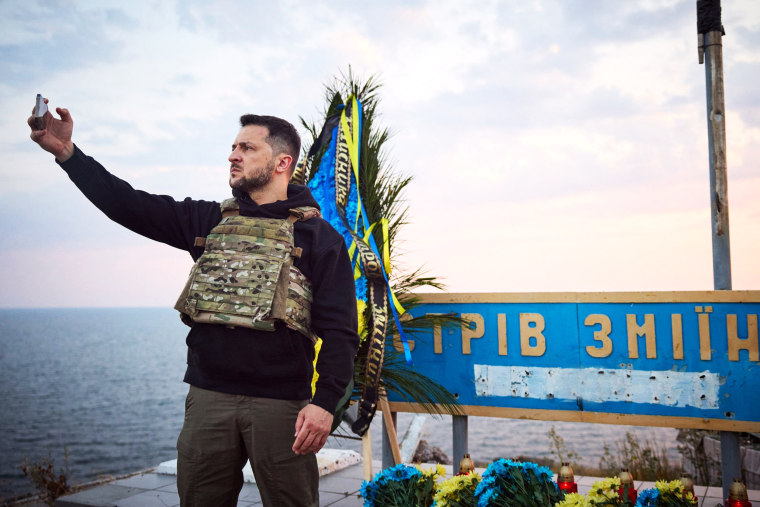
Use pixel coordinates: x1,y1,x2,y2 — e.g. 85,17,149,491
29,100,360,507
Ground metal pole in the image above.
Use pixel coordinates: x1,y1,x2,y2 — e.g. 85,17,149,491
452,415,468,469
697,0,741,498
703,30,731,291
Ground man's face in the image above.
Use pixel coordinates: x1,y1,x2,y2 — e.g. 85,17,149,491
228,125,275,193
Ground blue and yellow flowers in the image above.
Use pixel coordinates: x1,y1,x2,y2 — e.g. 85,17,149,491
636,480,697,507
360,464,444,507
473,459,561,507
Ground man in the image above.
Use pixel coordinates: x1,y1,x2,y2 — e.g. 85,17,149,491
28,99,360,506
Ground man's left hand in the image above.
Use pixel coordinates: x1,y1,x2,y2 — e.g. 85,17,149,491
292,403,332,455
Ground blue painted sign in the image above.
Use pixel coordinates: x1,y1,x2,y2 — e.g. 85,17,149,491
387,292,760,431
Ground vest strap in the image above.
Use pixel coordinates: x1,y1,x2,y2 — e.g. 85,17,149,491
289,207,322,221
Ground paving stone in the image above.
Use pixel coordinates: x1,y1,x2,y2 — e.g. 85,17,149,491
575,475,597,487
156,483,178,494
322,492,363,506
318,474,361,495
237,484,262,504
634,480,648,490
704,485,723,500
318,490,352,506
114,490,179,507
113,473,175,490
699,497,724,507
55,484,143,506
332,465,368,481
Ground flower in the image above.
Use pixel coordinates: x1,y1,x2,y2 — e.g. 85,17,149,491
636,487,660,507
587,477,621,505
412,464,445,506
359,464,424,506
418,464,447,483
556,492,593,507
634,480,697,507
654,480,682,497
474,459,561,507
554,477,697,507
433,472,481,507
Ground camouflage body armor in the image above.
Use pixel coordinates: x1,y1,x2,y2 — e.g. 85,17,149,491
175,198,321,342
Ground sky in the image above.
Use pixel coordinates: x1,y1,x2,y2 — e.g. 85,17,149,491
0,0,758,308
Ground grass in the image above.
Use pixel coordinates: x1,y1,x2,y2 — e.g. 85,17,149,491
19,451,70,506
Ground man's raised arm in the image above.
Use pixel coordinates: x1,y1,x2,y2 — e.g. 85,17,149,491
25,97,221,256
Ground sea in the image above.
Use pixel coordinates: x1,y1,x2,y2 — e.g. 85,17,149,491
0,307,682,501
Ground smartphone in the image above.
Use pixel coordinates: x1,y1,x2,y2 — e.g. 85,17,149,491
33,94,47,130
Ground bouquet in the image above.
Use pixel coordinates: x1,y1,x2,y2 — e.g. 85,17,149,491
556,477,622,506
636,480,697,507
555,476,700,507
360,464,445,507
473,459,562,506
433,472,481,507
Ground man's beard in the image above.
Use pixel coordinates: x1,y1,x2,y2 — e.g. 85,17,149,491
230,160,275,193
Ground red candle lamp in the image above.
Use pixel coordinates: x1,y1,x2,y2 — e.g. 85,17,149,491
457,453,475,476
618,469,637,504
557,462,578,493
727,478,752,507
680,474,698,504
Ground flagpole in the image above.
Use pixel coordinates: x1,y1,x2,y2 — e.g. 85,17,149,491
697,0,741,499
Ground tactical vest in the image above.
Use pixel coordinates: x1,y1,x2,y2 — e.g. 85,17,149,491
174,198,321,342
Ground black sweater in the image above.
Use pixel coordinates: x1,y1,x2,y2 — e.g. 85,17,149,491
59,145,359,414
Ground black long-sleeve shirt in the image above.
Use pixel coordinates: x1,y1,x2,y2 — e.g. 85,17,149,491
58,145,359,413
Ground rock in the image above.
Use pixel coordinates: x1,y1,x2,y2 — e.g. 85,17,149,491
412,439,452,465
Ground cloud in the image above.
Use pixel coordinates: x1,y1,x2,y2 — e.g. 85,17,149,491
1,0,758,307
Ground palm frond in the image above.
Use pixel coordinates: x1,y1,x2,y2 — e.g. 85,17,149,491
302,69,461,417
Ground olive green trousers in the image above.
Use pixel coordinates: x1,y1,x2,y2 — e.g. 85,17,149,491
176,385,318,507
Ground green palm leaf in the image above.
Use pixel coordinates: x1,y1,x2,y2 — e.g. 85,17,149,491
301,69,462,418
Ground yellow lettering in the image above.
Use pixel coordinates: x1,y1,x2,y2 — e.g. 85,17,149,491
498,313,507,356
671,314,684,360
626,314,656,359
392,333,415,353
697,307,712,360
584,314,612,358
425,313,445,354
727,314,759,362
519,313,546,357
433,323,442,354
461,313,484,355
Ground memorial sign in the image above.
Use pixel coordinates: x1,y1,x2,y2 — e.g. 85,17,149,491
387,292,760,431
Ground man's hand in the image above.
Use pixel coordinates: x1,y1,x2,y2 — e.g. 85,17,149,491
292,403,332,455
28,98,75,162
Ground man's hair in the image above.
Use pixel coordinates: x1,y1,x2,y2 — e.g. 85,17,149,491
239,114,300,172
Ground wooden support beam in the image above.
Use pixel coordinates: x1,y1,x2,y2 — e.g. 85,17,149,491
379,395,402,465
362,429,373,480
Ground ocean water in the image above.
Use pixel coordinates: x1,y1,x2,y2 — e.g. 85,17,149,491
0,308,188,500
0,308,681,500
